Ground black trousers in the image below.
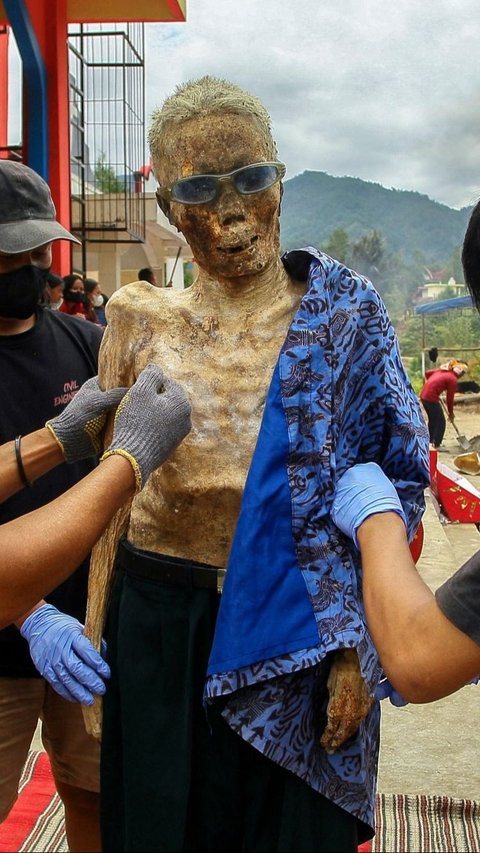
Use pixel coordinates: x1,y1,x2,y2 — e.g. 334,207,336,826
421,399,446,446
100,542,359,853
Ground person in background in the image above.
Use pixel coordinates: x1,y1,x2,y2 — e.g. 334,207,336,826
84,278,106,327
419,359,468,450
60,273,88,319
137,266,157,286
0,159,101,852
45,271,64,310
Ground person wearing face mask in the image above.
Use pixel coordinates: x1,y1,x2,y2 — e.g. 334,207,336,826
84,277,107,326
45,271,65,310
0,159,106,852
60,273,88,320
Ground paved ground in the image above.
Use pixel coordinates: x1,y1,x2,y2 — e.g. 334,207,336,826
378,409,480,798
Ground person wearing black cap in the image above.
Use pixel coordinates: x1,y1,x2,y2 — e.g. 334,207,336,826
0,160,104,852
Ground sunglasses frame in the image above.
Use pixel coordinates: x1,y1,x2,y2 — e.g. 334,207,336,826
156,161,286,205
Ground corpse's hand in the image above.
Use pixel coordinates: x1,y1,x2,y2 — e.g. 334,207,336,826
319,648,374,753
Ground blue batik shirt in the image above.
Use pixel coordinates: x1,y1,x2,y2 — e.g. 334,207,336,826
204,248,430,836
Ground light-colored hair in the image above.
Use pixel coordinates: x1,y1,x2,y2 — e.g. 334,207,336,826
148,75,277,174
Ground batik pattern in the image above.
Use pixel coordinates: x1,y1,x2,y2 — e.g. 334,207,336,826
205,248,430,832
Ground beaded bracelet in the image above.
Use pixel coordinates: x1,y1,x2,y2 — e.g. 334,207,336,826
14,435,33,488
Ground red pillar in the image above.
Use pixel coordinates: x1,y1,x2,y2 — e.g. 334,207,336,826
0,27,9,156
25,0,72,275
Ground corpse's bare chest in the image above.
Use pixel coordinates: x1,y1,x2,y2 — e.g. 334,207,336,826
133,306,294,450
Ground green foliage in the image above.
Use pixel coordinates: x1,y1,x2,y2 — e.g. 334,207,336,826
282,170,472,318
95,153,124,194
321,228,350,263
396,308,480,390
280,170,471,268
183,265,193,288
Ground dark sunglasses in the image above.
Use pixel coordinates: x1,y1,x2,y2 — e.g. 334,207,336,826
156,161,286,205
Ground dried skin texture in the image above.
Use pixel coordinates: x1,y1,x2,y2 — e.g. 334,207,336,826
319,649,374,754
82,501,130,739
82,109,372,739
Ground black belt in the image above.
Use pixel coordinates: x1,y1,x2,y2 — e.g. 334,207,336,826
117,538,226,593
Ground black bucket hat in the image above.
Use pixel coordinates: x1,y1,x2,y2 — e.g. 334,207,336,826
0,160,80,253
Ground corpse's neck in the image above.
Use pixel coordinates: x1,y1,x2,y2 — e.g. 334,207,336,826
189,256,297,315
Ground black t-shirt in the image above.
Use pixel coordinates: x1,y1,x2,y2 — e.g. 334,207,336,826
0,308,103,677
435,550,480,647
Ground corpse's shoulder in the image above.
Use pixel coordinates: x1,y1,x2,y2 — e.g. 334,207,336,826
105,281,180,328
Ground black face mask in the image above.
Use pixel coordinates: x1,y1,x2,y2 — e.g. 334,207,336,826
0,265,49,320
65,291,86,304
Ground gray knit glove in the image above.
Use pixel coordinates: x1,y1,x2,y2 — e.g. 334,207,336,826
45,376,128,462
101,363,192,491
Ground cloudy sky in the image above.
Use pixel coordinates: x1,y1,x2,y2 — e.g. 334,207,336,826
144,0,480,210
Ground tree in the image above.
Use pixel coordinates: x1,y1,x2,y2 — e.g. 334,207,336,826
95,153,124,193
321,228,350,263
350,229,386,281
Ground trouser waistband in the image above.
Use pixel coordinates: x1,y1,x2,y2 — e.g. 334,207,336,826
117,538,226,593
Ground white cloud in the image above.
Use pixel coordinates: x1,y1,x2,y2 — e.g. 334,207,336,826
145,0,480,209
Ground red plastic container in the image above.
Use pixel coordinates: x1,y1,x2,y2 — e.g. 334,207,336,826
430,448,480,523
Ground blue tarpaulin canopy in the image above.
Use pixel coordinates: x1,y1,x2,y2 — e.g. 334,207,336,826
415,295,474,315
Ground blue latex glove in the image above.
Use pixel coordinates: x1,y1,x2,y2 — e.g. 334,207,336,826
20,603,110,705
331,462,407,547
375,678,409,707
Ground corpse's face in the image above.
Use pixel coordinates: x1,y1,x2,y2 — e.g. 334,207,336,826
157,113,282,282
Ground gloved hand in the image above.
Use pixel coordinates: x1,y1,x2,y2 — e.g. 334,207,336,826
46,376,127,462
375,678,408,707
331,462,407,548
20,603,110,705
101,363,192,491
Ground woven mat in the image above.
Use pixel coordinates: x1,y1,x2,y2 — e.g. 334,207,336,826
0,752,66,853
0,752,479,852
372,793,480,852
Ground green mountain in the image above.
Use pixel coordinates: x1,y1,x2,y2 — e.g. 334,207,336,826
280,171,473,264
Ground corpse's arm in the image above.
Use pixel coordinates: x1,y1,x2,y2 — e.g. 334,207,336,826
82,318,136,738
319,294,430,752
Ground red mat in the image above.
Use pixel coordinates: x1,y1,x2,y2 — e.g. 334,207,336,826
0,752,66,852
1,752,476,852
0,752,369,852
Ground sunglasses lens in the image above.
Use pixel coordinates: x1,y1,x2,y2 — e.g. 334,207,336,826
171,176,217,204
234,164,280,194
167,162,284,204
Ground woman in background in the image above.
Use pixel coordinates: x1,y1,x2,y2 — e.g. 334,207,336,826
84,278,106,326
60,274,88,320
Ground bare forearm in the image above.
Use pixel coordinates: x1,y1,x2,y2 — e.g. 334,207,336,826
358,513,480,702
0,455,135,627
0,428,64,502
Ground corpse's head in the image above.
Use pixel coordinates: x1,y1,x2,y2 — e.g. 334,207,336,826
149,76,284,283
